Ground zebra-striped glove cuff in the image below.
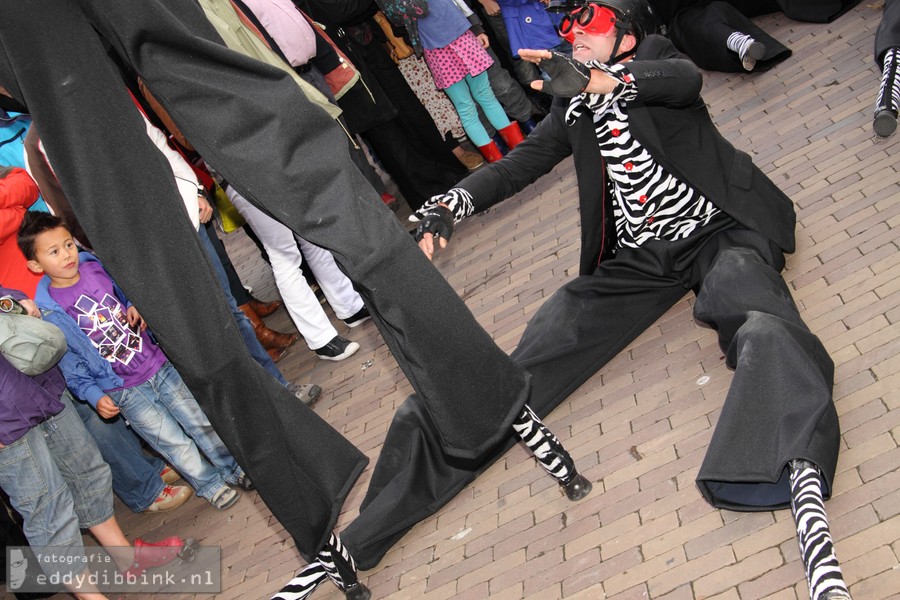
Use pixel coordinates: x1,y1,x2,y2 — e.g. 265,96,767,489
408,188,475,224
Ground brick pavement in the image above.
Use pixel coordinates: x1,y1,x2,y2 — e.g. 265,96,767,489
12,4,900,600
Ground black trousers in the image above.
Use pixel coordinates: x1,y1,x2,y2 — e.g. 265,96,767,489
669,1,791,73
342,224,840,568
876,0,900,65
0,0,529,559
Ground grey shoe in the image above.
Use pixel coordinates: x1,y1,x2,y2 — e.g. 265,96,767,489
235,472,254,490
210,485,240,510
288,382,322,405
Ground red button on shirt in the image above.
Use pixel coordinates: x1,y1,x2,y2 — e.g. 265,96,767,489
647,216,655,224
639,195,647,204
625,162,633,171
611,128,620,137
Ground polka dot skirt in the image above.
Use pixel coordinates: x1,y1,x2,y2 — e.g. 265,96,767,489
423,30,494,90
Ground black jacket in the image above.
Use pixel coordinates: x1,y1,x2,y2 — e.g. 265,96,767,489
459,35,796,276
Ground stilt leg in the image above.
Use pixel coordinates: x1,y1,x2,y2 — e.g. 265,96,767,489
512,404,592,501
789,459,851,600
874,48,900,138
272,561,329,600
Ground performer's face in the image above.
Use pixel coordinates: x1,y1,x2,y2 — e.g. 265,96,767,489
572,28,636,64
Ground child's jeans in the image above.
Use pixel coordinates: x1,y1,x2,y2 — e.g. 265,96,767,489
0,392,112,552
108,361,242,501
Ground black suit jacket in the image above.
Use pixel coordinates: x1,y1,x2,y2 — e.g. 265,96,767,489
460,35,796,276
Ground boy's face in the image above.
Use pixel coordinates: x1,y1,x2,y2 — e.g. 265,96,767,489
27,226,81,287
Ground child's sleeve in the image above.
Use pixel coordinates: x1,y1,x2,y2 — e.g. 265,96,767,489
55,347,107,408
42,313,107,408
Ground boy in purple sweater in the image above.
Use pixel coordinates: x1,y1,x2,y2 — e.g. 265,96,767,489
20,212,248,510
0,285,186,598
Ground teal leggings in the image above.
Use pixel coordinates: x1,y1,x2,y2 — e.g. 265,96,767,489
444,71,511,147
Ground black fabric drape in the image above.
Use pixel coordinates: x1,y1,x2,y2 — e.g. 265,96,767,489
0,0,529,558
876,0,900,65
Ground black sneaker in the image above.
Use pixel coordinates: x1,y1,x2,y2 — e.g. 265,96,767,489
314,335,360,361
343,307,371,328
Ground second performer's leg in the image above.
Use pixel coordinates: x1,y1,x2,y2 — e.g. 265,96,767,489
512,404,592,500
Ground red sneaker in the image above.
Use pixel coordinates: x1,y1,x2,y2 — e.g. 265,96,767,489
132,536,184,572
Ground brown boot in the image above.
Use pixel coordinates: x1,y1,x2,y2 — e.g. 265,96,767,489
452,144,485,170
238,303,299,350
248,297,282,318
498,122,525,150
267,347,288,362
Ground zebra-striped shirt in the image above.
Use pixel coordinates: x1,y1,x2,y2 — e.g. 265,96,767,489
565,62,721,249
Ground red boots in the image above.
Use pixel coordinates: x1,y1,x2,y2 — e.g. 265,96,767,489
478,122,527,163
477,141,504,163
498,122,525,149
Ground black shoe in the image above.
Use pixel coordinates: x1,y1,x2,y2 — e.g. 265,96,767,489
314,336,360,361
343,307,371,329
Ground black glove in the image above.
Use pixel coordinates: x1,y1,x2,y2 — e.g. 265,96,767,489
413,205,454,243
540,51,592,97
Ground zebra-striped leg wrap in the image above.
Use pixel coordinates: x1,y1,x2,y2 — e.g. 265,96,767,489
726,32,765,71
318,534,370,600
789,460,851,600
272,561,328,600
273,534,370,600
874,48,900,137
513,405,592,500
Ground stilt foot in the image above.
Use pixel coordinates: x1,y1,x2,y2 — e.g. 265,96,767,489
344,582,371,600
874,108,897,138
563,473,592,501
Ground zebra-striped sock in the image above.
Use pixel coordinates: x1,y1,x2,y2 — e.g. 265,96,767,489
789,459,851,600
272,534,370,600
513,405,591,500
874,47,900,137
272,561,328,600
726,32,765,71
317,534,370,600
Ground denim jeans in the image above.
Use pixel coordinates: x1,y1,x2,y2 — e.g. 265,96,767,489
108,361,242,501
0,392,113,548
70,398,165,512
197,223,288,385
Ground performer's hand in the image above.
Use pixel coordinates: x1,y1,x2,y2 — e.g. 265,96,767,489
97,395,120,419
418,231,448,261
521,50,594,96
477,33,490,49
19,298,41,318
414,204,454,250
